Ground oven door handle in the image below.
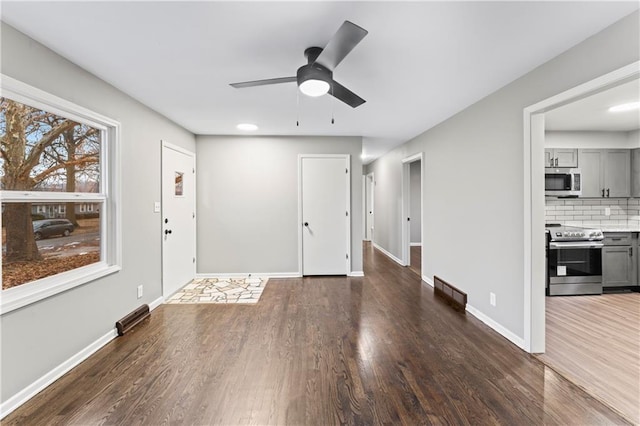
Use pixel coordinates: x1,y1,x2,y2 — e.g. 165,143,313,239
549,241,604,249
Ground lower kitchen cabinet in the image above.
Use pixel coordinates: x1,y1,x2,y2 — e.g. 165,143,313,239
602,234,634,287
603,246,634,287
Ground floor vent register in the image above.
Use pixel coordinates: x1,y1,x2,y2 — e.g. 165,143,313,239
116,304,150,336
434,276,467,313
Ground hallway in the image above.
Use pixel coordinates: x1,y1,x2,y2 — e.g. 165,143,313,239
4,243,628,425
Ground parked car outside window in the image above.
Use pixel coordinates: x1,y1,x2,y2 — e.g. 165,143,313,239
32,219,75,240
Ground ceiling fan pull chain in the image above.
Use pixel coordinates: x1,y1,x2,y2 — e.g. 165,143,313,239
296,88,300,127
331,84,335,124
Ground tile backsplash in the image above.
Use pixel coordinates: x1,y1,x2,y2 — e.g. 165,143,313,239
545,198,639,228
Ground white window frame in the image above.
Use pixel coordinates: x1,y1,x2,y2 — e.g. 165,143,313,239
0,75,122,314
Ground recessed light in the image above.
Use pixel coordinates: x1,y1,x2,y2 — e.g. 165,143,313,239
608,101,640,112
237,123,258,131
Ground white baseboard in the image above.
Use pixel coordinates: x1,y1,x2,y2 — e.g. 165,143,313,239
0,328,118,420
465,304,526,350
410,242,422,247
348,271,365,277
149,296,164,311
372,243,404,266
195,272,301,279
422,275,434,287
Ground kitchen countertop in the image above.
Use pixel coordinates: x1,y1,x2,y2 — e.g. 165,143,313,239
598,226,640,233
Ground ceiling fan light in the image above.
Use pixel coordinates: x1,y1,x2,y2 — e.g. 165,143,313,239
299,79,330,97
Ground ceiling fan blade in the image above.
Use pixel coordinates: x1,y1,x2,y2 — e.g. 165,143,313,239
230,76,296,89
330,80,366,108
315,21,368,71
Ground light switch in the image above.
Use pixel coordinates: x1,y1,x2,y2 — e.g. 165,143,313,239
154,201,161,213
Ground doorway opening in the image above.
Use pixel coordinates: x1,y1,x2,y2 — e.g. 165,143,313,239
524,61,639,354
401,153,424,278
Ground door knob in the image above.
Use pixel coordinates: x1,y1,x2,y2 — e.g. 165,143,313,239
165,229,172,235
304,222,309,227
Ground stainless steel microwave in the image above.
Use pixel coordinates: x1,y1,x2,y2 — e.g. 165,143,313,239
545,168,581,197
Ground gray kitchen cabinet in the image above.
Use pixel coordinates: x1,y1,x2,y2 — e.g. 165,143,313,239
602,232,634,287
545,148,578,168
632,148,640,198
578,149,604,197
577,149,631,198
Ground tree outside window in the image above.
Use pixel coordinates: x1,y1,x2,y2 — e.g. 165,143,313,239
1,97,103,289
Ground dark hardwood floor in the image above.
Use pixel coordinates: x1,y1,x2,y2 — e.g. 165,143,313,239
4,243,630,425
409,245,421,277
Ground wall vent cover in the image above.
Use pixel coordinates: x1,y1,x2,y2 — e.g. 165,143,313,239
434,276,467,313
116,304,150,336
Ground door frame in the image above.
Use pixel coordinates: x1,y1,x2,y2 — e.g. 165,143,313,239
298,154,351,276
522,61,639,353
161,140,197,298
364,172,375,242
401,152,424,267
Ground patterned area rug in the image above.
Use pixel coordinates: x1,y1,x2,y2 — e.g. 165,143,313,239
165,277,268,304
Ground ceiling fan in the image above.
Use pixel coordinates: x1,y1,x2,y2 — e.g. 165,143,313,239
230,20,368,108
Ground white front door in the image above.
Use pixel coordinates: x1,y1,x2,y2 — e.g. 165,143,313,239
162,142,196,297
300,155,350,276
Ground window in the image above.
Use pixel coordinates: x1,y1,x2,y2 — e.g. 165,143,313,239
1,75,121,314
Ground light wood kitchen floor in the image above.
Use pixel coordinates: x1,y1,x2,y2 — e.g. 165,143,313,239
537,292,640,424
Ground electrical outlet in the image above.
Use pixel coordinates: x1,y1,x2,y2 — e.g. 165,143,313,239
137,285,143,299
490,292,496,307
604,207,611,216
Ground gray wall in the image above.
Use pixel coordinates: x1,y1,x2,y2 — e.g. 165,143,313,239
1,23,196,403
367,11,639,340
410,161,422,244
196,135,363,274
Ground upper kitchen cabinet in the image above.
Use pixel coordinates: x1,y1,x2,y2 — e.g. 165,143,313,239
545,148,578,168
578,149,630,198
633,148,640,198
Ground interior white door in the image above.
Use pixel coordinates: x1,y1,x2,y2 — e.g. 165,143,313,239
300,155,349,276
162,143,196,297
365,173,374,241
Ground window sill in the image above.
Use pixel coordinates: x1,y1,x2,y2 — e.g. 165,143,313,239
1,262,121,315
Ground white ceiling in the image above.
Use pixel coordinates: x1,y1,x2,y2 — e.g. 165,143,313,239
2,2,638,163
545,78,640,132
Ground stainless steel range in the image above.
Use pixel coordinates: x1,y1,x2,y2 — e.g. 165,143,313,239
546,224,604,296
